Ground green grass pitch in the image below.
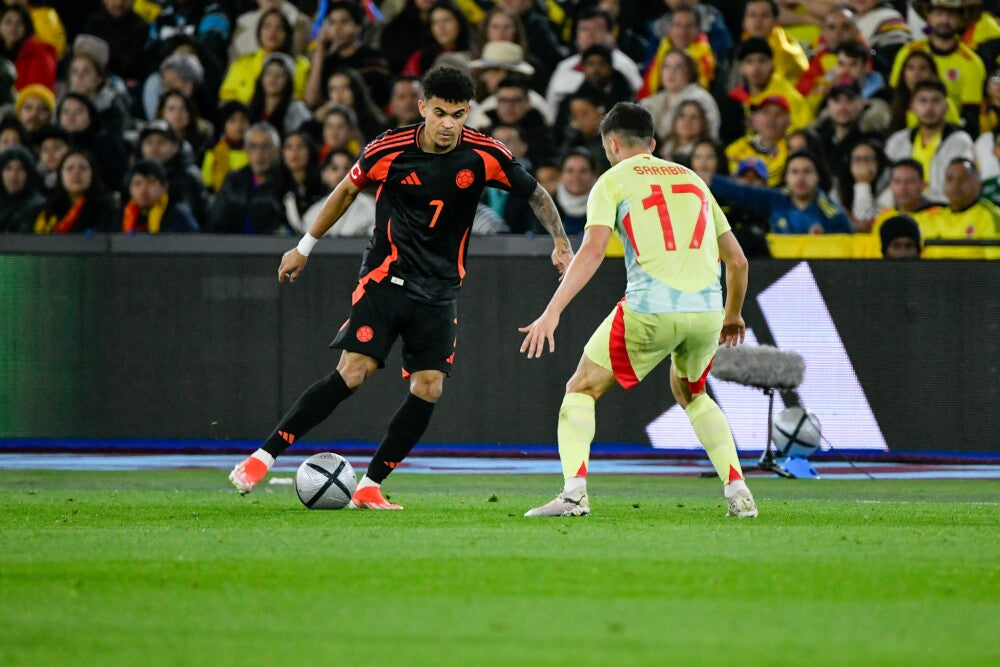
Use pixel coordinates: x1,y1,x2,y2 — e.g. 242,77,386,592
1,470,998,666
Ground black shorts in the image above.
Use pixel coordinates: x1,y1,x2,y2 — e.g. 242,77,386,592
330,278,458,375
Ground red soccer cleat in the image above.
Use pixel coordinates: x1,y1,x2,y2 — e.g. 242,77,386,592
228,456,269,495
348,485,403,510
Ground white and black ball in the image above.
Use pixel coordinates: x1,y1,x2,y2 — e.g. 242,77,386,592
771,407,822,458
295,453,357,509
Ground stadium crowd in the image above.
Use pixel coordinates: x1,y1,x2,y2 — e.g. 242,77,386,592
0,0,999,258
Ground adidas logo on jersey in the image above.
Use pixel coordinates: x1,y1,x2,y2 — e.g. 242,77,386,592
402,172,422,185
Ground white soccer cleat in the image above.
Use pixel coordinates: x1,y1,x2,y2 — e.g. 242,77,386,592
228,456,268,495
524,489,590,517
726,487,758,518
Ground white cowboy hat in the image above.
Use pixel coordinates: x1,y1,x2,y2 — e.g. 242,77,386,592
469,41,534,76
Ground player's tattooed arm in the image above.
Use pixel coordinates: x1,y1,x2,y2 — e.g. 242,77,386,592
528,183,574,275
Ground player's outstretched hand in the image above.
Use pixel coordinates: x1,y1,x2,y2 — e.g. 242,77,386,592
519,310,560,358
278,248,308,283
720,315,745,347
551,242,573,279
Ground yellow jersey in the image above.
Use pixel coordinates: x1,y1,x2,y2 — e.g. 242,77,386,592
725,136,788,187
219,50,311,104
890,38,986,109
743,75,812,132
923,200,1000,259
586,153,731,313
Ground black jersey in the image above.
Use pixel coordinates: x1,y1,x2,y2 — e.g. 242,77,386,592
348,123,537,305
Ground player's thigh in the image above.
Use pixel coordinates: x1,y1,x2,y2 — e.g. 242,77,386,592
399,299,457,376
329,280,405,369
669,311,724,386
582,301,674,388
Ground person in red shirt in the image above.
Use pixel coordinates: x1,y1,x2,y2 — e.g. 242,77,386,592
0,3,54,91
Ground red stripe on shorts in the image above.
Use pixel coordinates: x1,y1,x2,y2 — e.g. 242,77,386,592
609,299,640,389
687,359,713,394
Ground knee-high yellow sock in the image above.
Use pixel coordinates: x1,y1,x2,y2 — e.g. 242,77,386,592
558,392,595,479
684,394,744,484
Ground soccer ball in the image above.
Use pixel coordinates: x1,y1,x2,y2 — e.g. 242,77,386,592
771,407,822,458
295,453,357,509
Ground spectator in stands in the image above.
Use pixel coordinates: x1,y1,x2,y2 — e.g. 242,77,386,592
56,92,127,192
305,1,391,109
486,74,553,168
925,157,1000,257
659,99,710,164
301,147,374,237
647,1,733,69
469,42,554,128
559,87,609,174
640,3,714,98
231,0,310,61
554,43,633,131
143,50,207,121
7,0,64,59
851,1,910,55
888,49,961,132
685,137,729,177
312,67,387,143
975,127,1000,205
0,3,55,91
742,0,808,84
727,38,810,139
317,105,361,162
640,49,720,144
34,123,67,190
81,0,150,83
147,1,230,70
885,79,974,204
276,129,324,235
593,0,650,68
796,5,862,106
952,0,1000,66
879,214,922,259
67,35,134,137
13,81,50,139
219,8,308,105
546,7,641,111
890,0,986,135
120,159,199,233
475,7,527,60
835,136,889,232
379,0,435,73
157,89,213,165
34,149,116,233
482,123,541,234
0,113,27,151
386,76,422,129
554,148,597,235
834,41,889,105
401,1,471,77
979,63,1000,135
490,0,565,82
700,150,851,234
138,119,208,223
202,100,249,193
0,144,43,232
872,159,942,233
247,52,311,138
726,95,790,187
208,121,285,234
811,82,866,175
786,127,829,171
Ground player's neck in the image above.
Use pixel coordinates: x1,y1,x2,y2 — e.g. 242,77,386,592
417,125,458,154
613,148,652,164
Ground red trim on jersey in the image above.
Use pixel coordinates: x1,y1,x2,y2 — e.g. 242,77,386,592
366,150,403,184
351,218,398,305
610,299,640,389
457,227,470,281
473,149,511,188
363,129,415,157
621,212,639,256
687,359,713,395
364,134,415,157
462,129,513,159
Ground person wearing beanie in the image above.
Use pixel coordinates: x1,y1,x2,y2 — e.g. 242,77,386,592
81,0,152,82
14,82,53,135
0,144,45,232
202,101,250,193
138,119,209,224
121,159,199,234
879,214,922,259
68,34,135,137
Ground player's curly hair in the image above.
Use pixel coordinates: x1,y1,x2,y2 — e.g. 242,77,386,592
421,66,475,104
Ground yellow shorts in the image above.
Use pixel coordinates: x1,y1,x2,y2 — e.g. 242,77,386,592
583,300,722,390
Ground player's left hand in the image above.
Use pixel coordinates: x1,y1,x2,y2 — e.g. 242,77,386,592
551,241,573,279
720,315,746,347
519,311,559,358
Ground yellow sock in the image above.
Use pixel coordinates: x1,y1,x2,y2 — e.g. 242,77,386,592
558,392,595,479
685,394,744,484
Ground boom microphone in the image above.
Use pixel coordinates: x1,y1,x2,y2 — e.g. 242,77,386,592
711,344,805,390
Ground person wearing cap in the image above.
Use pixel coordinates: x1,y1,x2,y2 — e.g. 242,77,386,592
0,3,55,91
727,37,811,136
698,149,851,235
14,82,52,136
202,101,250,193
923,156,1000,258
304,1,391,109
639,4,715,98
138,119,209,224
851,1,910,53
121,159,199,234
219,8,309,105
741,0,809,84
726,95,790,187
68,34,135,137
736,157,769,186
80,0,150,82
811,81,866,170
0,144,45,232
885,79,974,204
890,0,986,135
467,41,553,128
878,214,922,259
247,51,311,137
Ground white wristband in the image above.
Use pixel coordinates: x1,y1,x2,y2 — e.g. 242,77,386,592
296,234,319,257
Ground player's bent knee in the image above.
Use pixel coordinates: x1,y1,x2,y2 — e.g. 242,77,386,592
410,372,445,403
337,356,378,389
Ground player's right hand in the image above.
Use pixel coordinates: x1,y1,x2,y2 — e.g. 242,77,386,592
720,315,745,347
278,249,308,283
519,310,559,359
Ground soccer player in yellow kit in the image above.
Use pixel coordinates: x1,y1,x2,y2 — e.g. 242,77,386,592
520,102,757,518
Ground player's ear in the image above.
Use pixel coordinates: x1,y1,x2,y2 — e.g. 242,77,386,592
417,99,427,119
650,137,656,154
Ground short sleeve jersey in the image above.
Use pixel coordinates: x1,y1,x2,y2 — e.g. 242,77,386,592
349,123,537,304
889,38,986,108
586,153,731,314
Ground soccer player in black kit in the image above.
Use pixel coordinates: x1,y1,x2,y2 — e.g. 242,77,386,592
229,67,573,508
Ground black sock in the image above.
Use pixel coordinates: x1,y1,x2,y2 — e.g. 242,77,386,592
262,372,354,458
366,393,436,483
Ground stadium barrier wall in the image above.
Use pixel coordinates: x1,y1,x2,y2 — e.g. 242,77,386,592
1,236,998,453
